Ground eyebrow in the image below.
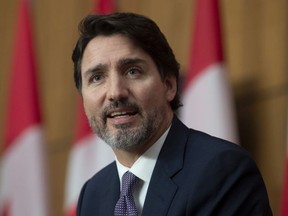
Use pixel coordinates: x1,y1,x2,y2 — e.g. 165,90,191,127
83,63,107,80
116,57,147,69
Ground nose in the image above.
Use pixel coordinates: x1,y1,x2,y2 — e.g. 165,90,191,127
106,74,129,101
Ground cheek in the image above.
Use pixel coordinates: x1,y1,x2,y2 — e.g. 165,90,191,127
134,81,167,109
82,100,92,118
82,92,101,116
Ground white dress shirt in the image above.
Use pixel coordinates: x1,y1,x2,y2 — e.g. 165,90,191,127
115,126,171,215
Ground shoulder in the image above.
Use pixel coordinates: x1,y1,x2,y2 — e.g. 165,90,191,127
185,128,255,170
87,161,117,186
187,128,245,155
170,115,248,159
170,116,257,174
182,128,268,200
162,116,258,183
186,130,272,214
77,161,118,204
77,162,119,215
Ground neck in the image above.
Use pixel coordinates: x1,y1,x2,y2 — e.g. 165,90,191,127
113,113,174,167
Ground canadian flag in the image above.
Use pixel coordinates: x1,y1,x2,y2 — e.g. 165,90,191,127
0,0,48,215
64,1,116,216
181,0,238,144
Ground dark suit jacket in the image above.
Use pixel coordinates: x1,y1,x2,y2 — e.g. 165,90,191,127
77,116,272,216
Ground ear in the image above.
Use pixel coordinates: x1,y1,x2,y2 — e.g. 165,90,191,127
164,76,177,102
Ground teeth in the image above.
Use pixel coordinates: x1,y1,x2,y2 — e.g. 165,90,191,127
110,111,131,118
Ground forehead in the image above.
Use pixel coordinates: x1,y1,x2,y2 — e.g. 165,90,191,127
81,34,154,74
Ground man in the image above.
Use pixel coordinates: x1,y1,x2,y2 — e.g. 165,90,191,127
72,12,272,216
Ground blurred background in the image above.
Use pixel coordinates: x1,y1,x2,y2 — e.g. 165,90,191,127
0,0,287,215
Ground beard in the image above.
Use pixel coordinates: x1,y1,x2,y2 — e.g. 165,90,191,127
87,100,163,150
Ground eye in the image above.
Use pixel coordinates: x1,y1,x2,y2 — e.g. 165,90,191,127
126,67,141,77
89,74,103,83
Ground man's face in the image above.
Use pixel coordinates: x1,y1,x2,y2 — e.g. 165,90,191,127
81,34,176,150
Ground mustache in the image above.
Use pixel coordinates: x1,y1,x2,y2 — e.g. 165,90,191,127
102,100,141,120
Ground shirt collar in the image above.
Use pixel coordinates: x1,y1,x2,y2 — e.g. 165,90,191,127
116,125,171,184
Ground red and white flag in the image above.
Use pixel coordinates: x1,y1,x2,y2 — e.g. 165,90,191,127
64,1,116,215
181,0,238,144
0,0,48,215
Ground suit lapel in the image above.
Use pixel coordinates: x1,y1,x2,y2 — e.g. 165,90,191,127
142,166,178,215
142,116,190,215
97,162,120,215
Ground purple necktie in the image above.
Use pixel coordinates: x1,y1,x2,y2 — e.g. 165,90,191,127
114,171,138,216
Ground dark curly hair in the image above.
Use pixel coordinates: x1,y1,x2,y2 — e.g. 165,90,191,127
72,12,182,110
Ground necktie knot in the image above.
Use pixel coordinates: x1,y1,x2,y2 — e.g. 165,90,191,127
114,171,138,216
121,171,138,196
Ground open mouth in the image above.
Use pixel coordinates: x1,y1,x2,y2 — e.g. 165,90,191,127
103,101,140,123
108,110,138,118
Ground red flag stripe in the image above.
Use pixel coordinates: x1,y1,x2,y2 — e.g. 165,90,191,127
65,205,76,216
5,0,40,149
184,0,223,90
74,98,92,143
94,0,116,14
1,0,47,215
0,201,9,216
281,156,288,215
